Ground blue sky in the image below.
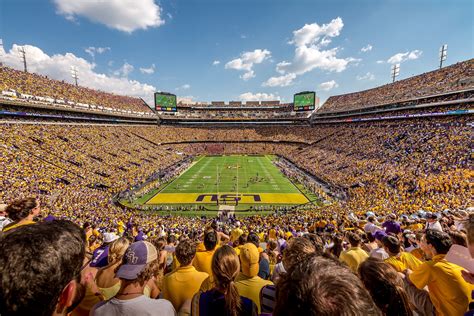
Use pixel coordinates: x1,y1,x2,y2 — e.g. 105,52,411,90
0,0,472,105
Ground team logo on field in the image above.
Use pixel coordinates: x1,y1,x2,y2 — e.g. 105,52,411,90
195,194,262,203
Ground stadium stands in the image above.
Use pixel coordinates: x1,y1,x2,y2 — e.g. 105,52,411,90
0,66,155,117
0,59,473,316
318,59,474,113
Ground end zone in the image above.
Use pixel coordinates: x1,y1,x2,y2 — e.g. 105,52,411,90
145,192,309,205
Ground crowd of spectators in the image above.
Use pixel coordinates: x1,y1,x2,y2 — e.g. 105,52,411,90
160,104,309,121
1,198,473,315
0,66,154,115
0,59,473,315
0,118,471,230
320,59,473,113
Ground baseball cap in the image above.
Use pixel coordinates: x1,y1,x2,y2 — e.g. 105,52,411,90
116,241,157,280
240,243,259,277
373,230,387,241
424,212,437,220
103,232,120,243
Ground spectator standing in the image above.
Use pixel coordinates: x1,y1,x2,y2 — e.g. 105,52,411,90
274,254,381,315
95,237,130,299
407,230,473,316
90,232,120,268
2,198,40,232
162,239,208,311
359,257,414,316
91,241,175,316
193,230,218,277
339,232,369,273
0,203,11,230
191,245,257,316
382,235,422,272
382,214,402,235
0,220,86,316
424,213,443,232
235,243,273,313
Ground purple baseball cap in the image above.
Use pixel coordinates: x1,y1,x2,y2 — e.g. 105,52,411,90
373,230,387,241
116,241,157,280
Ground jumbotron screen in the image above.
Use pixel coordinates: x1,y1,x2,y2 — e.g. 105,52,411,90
154,92,177,112
293,91,315,111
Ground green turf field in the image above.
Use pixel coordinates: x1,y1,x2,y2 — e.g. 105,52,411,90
144,155,311,210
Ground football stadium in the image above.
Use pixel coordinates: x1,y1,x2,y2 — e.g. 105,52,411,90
0,1,473,315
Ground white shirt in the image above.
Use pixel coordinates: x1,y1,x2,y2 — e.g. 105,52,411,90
91,295,176,316
364,222,379,235
425,221,443,232
271,262,286,283
369,247,389,260
0,216,13,231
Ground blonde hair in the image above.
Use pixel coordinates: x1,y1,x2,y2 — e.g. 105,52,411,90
212,245,242,316
466,213,474,244
108,237,130,264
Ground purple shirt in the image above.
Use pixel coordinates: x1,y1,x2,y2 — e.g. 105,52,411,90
90,245,109,268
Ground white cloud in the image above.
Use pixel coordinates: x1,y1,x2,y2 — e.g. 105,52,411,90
113,62,134,77
356,72,375,81
376,60,385,64
360,44,373,52
289,17,344,47
53,0,165,33
265,17,356,87
1,43,156,104
84,46,110,58
387,50,422,64
176,84,191,90
139,63,155,74
225,49,271,80
241,71,255,81
239,92,280,102
262,73,296,87
318,80,338,91
241,34,247,39
212,60,220,66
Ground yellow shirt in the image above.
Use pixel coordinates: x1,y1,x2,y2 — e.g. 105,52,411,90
196,242,206,252
193,250,215,276
384,252,422,272
117,221,125,234
162,265,209,311
235,273,273,314
231,228,243,242
2,219,35,232
339,247,369,273
410,248,424,260
409,254,474,316
268,229,277,240
98,281,121,300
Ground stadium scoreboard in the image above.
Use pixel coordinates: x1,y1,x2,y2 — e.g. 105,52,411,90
293,91,315,111
154,92,177,112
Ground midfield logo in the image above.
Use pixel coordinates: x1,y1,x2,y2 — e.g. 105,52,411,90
195,194,262,202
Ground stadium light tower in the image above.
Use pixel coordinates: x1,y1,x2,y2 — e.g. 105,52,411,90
0,39,4,66
19,46,27,72
391,63,400,83
70,66,79,86
439,44,448,69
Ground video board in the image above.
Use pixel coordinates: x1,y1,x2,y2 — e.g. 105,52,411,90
293,91,315,111
154,92,177,112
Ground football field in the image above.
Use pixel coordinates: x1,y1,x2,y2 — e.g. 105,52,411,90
145,155,310,209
